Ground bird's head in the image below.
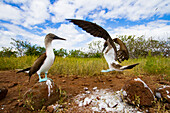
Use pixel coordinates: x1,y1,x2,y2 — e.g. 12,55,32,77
44,33,66,47
46,33,66,41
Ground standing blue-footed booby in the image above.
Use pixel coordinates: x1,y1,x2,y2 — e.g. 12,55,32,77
17,33,66,82
67,19,139,72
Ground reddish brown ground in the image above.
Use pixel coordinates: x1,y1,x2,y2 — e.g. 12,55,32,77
0,71,169,113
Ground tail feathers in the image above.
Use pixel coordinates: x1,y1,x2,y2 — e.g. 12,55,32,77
16,67,31,73
120,63,139,70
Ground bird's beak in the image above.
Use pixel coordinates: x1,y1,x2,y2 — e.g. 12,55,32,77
54,36,66,40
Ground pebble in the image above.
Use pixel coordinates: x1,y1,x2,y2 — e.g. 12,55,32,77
84,87,88,91
85,91,91,94
93,87,97,91
47,105,54,113
62,80,66,83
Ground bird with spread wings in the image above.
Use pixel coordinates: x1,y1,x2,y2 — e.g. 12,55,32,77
67,19,139,72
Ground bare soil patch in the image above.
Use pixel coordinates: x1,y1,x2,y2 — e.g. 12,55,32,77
0,71,168,112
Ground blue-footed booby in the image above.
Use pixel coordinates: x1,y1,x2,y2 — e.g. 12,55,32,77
17,33,66,82
67,19,139,72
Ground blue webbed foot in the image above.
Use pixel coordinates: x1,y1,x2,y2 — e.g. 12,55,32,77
39,78,53,82
39,78,48,82
101,69,115,72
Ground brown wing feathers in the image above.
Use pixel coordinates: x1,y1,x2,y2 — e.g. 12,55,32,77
113,38,129,62
67,19,110,40
29,53,46,76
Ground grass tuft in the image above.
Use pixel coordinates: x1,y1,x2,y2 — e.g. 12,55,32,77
0,56,169,79
143,56,170,75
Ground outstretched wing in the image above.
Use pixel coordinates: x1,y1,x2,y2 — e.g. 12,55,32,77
67,19,110,40
67,19,118,61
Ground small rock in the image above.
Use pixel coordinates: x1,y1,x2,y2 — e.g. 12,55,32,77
59,75,63,78
83,97,92,106
70,78,74,81
95,89,99,92
155,85,170,103
159,81,170,85
106,78,112,82
23,80,60,110
82,83,90,86
110,84,114,87
71,75,79,81
93,87,97,91
96,96,100,100
47,105,54,113
122,77,155,106
62,80,66,83
85,91,91,94
111,103,118,108
72,75,79,79
0,86,8,100
84,87,88,91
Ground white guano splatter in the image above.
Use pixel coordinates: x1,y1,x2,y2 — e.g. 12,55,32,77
46,80,52,97
134,78,155,99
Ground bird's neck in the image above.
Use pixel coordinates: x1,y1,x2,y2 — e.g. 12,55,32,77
45,43,54,56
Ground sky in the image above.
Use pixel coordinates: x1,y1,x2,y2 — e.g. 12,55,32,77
0,0,170,51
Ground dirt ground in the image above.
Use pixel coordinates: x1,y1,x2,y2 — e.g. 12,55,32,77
0,70,169,113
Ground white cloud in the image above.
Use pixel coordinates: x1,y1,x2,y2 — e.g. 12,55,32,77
21,0,50,27
0,30,16,49
0,0,50,27
0,2,22,23
4,0,27,4
49,0,76,23
0,0,169,51
1,0,170,26
49,0,170,22
110,20,170,40
0,23,44,50
87,0,170,21
49,0,110,22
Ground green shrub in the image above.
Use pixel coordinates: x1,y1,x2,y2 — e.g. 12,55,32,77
143,56,170,75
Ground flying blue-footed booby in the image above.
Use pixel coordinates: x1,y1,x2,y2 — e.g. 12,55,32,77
101,41,139,72
67,19,139,72
17,33,66,82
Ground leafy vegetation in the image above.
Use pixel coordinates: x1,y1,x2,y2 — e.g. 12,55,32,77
1,35,169,58
119,35,169,58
